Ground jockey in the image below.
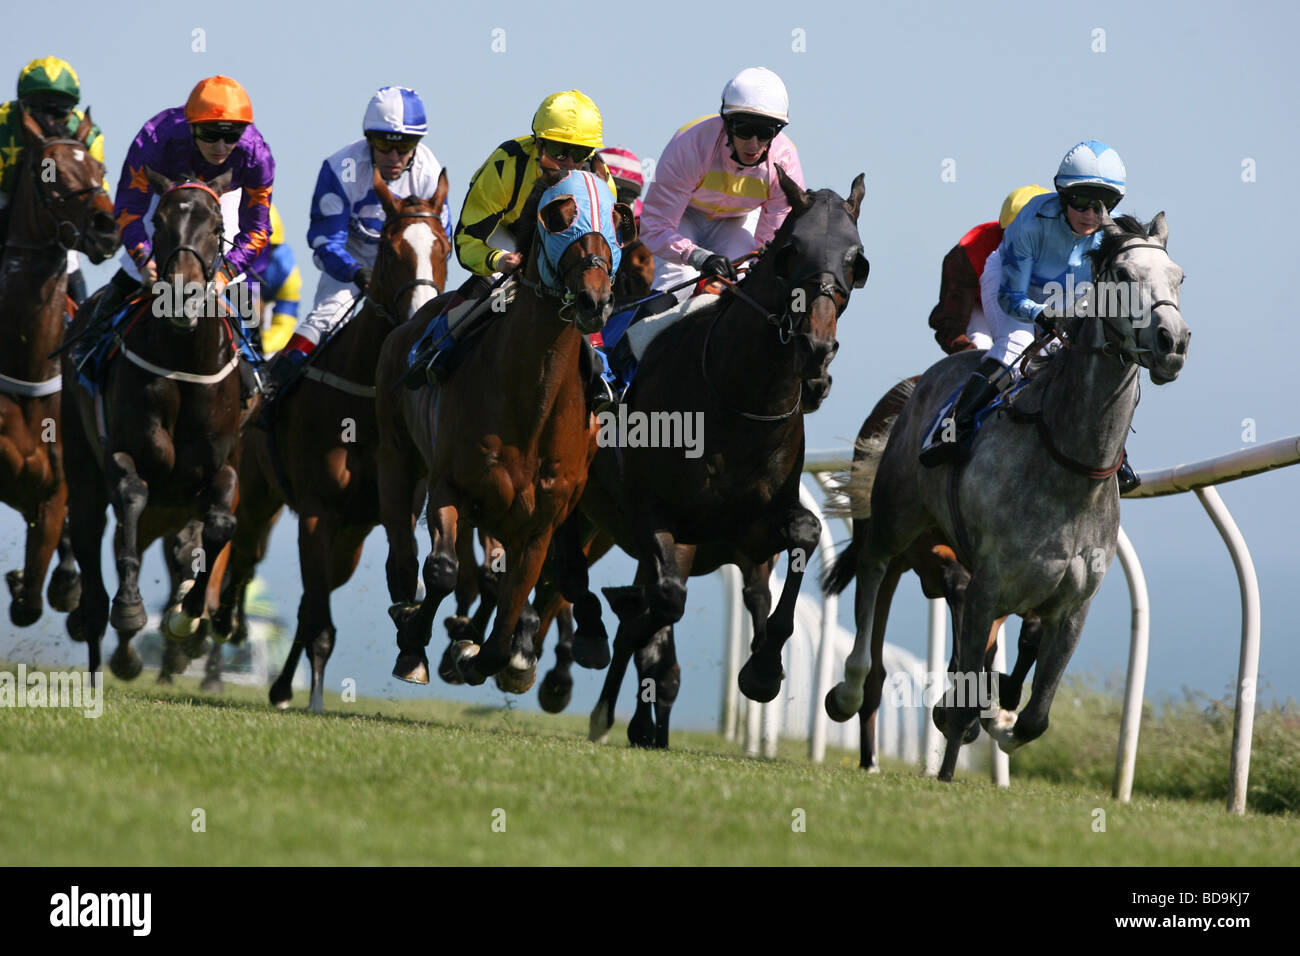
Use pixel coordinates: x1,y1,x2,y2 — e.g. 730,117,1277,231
0,56,107,304
921,141,1140,492
927,185,1047,354
265,86,451,394
597,145,644,228
420,90,616,398
640,67,805,303
80,75,275,350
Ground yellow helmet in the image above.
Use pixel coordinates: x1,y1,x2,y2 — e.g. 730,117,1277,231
531,90,603,149
999,184,1049,230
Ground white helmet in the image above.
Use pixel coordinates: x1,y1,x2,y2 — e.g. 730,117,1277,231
1054,140,1126,199
720,67,789,124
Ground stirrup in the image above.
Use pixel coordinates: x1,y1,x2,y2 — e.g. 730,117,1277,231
1117,459,1141,495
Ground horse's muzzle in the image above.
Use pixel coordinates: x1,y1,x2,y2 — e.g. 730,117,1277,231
572,291,612,335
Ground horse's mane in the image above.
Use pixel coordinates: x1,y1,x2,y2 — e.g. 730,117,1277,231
1089,214,1154,277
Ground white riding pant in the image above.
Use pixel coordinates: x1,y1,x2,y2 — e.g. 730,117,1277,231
981,248,1048,379
653,206,759,304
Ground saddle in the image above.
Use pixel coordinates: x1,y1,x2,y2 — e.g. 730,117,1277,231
405,280,519,386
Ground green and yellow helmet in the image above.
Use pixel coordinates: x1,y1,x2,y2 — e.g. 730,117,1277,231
17,56,80,104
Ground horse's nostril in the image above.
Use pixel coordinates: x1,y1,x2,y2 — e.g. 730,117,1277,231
1158,327,1174,353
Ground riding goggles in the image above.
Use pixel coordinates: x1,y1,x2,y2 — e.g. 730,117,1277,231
194,123,247,145
539,139,595,164
726,118,783,142
1063,191,1119,213
368,135,420,155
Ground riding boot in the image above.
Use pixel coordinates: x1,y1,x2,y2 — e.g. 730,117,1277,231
581,338,615,415
919,356,1007,467
262,349,308,402
1117,451,1141,495
66,269,87,307
73,270,137,367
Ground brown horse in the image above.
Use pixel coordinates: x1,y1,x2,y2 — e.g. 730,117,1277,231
556,171,869,749
822,377,1041,770
0,107,118,626
62,169,244,678
213,167,450,712
376,175,634,689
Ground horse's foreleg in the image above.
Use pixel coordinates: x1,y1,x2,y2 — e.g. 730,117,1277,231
66,475,109,677
10,486,66,626
538,600,575,713
992,606,1086,753
937,578,998,781
999,614,1042,711
455,529,551,684
105,451,149,636
628,625,680,749
294,511,337,714
47,514,82,613
555,511,609,669
588,616,637,743
392,490,458,684
378,428,424,609
170,464,237,639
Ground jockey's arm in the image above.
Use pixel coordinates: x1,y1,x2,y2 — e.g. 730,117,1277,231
639,135,703,267
455,144,520,276
997,216,1046,323
754,144,805,248
306,159,361,282
929,243,979,353
114,123,163,272
223,178,273,285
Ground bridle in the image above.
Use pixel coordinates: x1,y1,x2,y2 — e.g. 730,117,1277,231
1066,239,1181,369
368,207,447,327
153,180,225,286
6,137,109,254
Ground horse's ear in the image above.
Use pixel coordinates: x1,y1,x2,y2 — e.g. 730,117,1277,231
589,155,611,182
144,166,173,195
539,195,577,234
775,164,813,215
75,107,94,144
431,167,450,215
612,202,637,246
845,173,866,222
1100,212,1125,237
1149,211,1169,247
205,170,234,195
372,163,400,219
19,104,46,146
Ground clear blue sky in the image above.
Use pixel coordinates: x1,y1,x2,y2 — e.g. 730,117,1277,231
2,0,1297,729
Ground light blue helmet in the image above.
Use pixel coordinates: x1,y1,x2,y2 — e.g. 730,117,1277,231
362,86,427,137
1055,140,1126,198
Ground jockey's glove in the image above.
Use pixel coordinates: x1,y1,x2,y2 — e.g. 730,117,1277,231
1034,305,1061,337
689,248,739,282
353,265,371,293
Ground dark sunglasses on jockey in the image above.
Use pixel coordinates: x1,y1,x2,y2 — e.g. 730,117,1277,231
23,94,74,121
726,116,783,142
1062,189,1120,214
193,123,247,145
539,139,595,164
368,134,420,155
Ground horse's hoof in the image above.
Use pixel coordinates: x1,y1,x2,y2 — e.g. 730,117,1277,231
110,596,147,633
453,642,486,686
737,657,784,704
66,607,86,642
572,633,611,670
10,599,41,628
164,607,201,641
47,569,82,613
937,768,955,783
182,631,211,660
269,682,293,709
387,602,421,627
109,645,143,681
537,670,573,713
392,652,430,685
588,700,613,744
5,569,22,599
824,684,860,723
989,709,1021,753
495,664,537,696
628,716,656,749
444,614,478,644
200,676,224,694
156,671,174,686
436,642,465,685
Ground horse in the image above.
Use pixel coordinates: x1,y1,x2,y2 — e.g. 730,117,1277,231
212,166,450,712
552,169,869,750
61,168,245,679
375,171,635,690
0,106,118,626
823,377,1042,771
823,214,1189,780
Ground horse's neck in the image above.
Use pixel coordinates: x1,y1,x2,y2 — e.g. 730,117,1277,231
0,244,68,379
503,250,583,393
1044,324,1140,467
707,266,803,421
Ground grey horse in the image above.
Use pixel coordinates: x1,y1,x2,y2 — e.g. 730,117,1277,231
825,214,1190,780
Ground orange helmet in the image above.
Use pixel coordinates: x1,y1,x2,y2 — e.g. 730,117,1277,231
184,75,253,124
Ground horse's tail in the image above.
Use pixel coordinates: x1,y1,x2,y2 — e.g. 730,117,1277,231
822,377,919,598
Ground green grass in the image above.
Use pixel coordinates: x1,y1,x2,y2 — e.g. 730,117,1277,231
1,666,1296,866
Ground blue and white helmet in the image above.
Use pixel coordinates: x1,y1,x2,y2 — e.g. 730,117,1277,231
362,86,427,137
1054,140,1126,199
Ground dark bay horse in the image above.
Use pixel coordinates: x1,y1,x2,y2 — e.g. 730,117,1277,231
62,169,244,678
823,377,1042,771
0,107,117,625
213,167,450,712
555,169,869,748
824,215,1189,780
376,173,634,689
